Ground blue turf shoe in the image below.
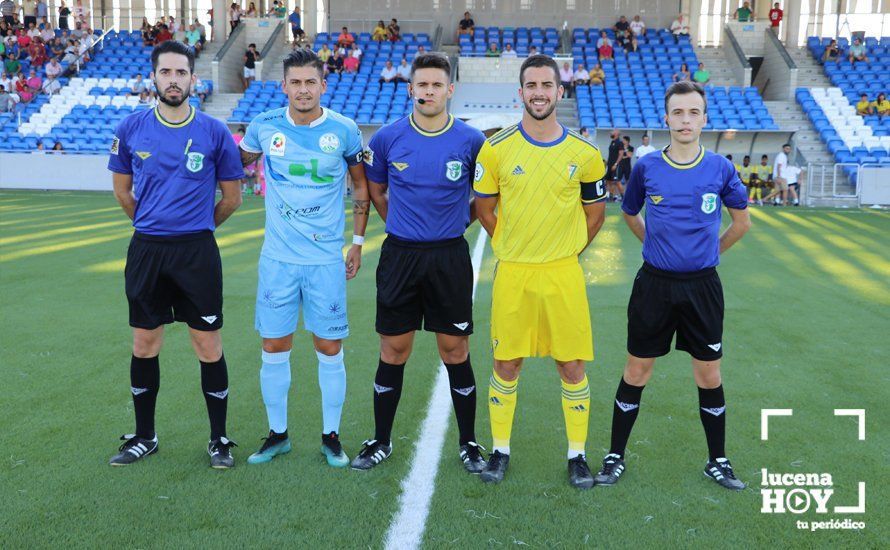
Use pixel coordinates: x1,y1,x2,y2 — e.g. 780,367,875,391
321,432,349,468
247,431,291,464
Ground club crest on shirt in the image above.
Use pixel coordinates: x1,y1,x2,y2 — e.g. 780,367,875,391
319,132,340,153
701,192,718,214
446,161,462,182
185,152,204,173
269,132,287,157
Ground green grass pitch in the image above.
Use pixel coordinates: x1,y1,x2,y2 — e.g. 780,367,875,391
1,191,886,547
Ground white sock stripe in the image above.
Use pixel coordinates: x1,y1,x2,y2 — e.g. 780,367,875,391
261,350,291,364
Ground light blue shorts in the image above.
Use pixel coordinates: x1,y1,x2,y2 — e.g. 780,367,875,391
255,256,349,340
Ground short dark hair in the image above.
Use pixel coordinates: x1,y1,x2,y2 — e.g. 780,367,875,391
744,155,751,160
761,154,769,159
411,52,451,81
664,80,707,113
519,54,559,86
151,40,195,74
283,48,324,79
783,143,791,148
579,126,588,133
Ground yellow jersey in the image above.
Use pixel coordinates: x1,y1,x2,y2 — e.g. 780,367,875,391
737,163,754,183
873,100,890,114
856,100,871,114
473,124,607,263
755,164,772,181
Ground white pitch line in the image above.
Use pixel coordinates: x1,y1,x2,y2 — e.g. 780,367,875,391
383,227,488,550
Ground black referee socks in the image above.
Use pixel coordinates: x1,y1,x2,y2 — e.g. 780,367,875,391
698,385,726,461
131,355,160,440
200,355,229,441
609,377,645,458
444,357,477,446
373,359,405,446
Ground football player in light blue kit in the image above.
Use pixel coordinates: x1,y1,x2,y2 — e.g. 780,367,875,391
239,49,370,467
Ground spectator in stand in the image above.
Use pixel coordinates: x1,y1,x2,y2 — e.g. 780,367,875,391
848,38,868,64
317,43,331,63
579,126,591,140
43,56,61,92
630,15,646,37
326,49,343,74
228,3,241,31
372,20,387,41
1,0,15,27
194,76,209,103
626,34,640,53
52,141,63,151
349,42,362,62
856,93,873,115
183,36,196,56
614,16,630,48
61,38,76,63
458,11,474,37
48,36,63,57
287,7,303,43
28,36,46,66
635,134,656,158
734,1,753,21
195,19,206,45
822,39,840,62
27,21,40,39
141,17,153,45
559,61,574,98
573,63,590,85
597,31,613,60
670,14,689,40
154,23,173,45
873,92,890,119
24,66,39,91
378,59,397,84
417,44,426,55
485,42,500,57
39,22,52,42
343,49,359,73
58,0,70,29
168,16,178,33
693,62,710,84
337,26,354,48
673,62,691,82
17,27,31,48
0,83,13,111
769,3,783,32
15,71,34,102
245,2,258,18
129,72,148,95
0,69,14,92
73,0,88,26
528,45,538,55
71,21,84,39
395,57,411,82
22,0,36,29
501,43,517,58
242,42,259,89
4,52,19,75
387,18,400,41
589,63,605,85
186,24,202,55
138,89,154,106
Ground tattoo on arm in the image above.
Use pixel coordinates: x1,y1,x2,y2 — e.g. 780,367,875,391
353,199,370,215
240,150,262,167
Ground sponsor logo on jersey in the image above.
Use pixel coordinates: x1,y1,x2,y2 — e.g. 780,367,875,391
512,165,525,176
649,194,664,205
318,132,340,153
201,315,218,324
474,163,484,182
269,133,287,156
110,137,120,155
453,322,469,331
363,148,374,166
392,162,409,171
136,151,152,160
289,159,334,183
708,342,722,352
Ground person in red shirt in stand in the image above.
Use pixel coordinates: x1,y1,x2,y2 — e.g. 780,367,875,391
154,24,173,45
769,3,783,31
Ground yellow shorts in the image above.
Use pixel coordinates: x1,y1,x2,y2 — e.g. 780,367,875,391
490,256,593,362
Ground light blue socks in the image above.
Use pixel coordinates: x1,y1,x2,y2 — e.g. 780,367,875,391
317,349,346,435
260,350,291,434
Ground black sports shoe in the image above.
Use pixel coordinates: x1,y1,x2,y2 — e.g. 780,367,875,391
704,458,746,490
350,439,392,470
321,432,349,468
109,434,158,466
568,455,595,489
594,453,626,486
480,450,510,483
208,437,237,469
459,442,487,474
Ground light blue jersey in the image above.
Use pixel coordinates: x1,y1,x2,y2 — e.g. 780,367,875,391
241,107,364,264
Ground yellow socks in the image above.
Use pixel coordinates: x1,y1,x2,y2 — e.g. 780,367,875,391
488,371,518,453
561,375,591,458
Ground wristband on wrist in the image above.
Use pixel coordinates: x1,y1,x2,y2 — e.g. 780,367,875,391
352,235,365,246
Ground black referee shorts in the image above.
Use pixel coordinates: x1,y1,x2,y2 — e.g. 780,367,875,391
376,235,474,337
627,262,724,361
125,231,223,331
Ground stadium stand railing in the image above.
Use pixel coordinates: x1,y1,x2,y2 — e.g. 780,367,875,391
228,31,432,125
